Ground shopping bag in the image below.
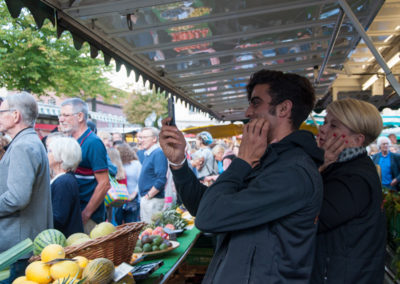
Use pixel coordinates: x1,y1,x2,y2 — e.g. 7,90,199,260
104,174,130,207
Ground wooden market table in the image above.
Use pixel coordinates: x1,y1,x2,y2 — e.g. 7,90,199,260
137,227,204,284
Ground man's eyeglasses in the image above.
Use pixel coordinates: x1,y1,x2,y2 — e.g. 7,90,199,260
0,109,15,114
137,135,154,140
58,112,79,119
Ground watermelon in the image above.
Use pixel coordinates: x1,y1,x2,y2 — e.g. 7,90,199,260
33,229,67,255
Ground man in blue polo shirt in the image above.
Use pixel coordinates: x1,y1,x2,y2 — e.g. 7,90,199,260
59,98,110,233
137,127,168,223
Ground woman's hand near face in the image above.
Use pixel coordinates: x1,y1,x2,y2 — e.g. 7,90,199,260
318,133,346,172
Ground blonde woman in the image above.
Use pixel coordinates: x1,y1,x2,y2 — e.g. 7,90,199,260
312,99,385,283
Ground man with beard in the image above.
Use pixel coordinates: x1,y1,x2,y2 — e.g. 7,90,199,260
159,70,324,283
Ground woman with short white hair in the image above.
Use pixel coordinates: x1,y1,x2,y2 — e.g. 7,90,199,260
47,136,84,237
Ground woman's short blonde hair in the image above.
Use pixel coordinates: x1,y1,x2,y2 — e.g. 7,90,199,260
327,98,383,146
49,137,82,172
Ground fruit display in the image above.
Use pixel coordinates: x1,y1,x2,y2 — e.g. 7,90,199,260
176,206,195,227
151,210,188,230
134,228,172,253
82,258,115,284
33,230,67,255
15,242,110,284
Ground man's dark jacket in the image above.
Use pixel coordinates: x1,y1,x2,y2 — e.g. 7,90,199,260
372,151,400,190
312,153,386,283
172,130,324,283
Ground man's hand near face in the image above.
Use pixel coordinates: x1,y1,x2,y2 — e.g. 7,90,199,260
238,118,270,168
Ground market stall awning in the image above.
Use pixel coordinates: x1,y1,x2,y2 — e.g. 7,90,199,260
6,0,400,121
182,124,244,139
182,122,318,138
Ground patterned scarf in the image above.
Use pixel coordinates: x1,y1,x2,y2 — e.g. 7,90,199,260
337,147,367,163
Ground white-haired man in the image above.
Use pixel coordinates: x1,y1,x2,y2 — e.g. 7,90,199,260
372,136,400,191
0,92,53,283
137,127,168,223
59,98,110,233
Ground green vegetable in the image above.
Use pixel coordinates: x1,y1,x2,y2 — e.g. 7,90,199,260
0,238,33,271
153,210,188,230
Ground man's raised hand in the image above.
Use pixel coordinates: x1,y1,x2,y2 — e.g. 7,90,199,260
238,118,270,168
160,118,187,169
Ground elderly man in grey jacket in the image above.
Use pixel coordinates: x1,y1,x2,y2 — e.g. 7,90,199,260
0,92,53,283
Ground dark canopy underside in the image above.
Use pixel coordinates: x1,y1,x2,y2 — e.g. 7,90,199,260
7,0,400,120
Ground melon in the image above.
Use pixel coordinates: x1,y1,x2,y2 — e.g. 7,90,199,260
82,258,115,284
66,233,91,246
11,276,29,284
33,229,66,255
25,261,52,284
41,244,65,263
89,222,116,239
50,260,80,280
52,278,81,284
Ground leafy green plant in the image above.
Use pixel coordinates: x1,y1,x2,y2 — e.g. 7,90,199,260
0,2,124,99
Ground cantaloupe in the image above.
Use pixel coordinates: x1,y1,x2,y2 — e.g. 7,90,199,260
82,258,114,284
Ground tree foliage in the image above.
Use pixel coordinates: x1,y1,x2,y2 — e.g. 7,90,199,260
123,87,168,125
0,2,123,99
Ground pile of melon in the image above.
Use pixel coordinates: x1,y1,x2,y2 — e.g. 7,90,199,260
13,244,115,284
32,223,116,256
18,223,124,284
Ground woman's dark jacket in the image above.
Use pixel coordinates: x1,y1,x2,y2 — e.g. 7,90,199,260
51,172,84,237
311,153,386,284
172,130,324,283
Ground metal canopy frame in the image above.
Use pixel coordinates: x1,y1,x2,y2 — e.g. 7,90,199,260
6,0,400,121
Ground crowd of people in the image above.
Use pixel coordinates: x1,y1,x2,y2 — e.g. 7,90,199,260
0,68,394,283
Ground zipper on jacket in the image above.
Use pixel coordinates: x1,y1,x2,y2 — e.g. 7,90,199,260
323,257,330,283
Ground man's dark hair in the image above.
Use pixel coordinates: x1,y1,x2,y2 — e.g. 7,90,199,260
246,70,315,129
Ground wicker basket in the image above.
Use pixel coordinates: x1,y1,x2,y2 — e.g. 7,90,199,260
30,222,145,265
